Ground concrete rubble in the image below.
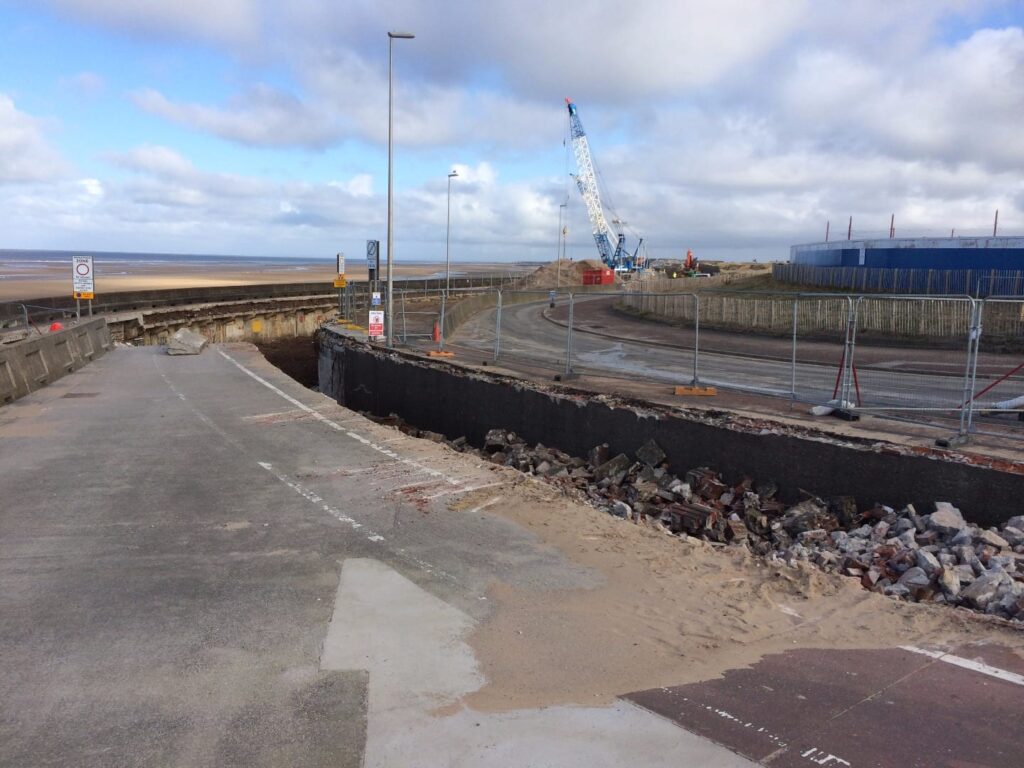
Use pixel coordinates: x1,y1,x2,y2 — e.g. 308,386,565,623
165,328,209,355
373,414,1024,623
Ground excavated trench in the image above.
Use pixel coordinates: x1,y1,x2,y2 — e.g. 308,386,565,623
314,328,1024,529
309,329,1024,622
256,335,319,388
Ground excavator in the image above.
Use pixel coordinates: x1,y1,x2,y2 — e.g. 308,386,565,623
665,250,703,278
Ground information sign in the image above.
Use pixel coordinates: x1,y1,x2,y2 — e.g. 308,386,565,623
72,254,95,300
371,291,382,306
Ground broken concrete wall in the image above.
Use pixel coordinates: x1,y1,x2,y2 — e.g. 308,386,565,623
318,329,1024,528
1,318,112,405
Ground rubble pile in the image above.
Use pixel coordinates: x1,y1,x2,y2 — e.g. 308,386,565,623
372,414,1024,622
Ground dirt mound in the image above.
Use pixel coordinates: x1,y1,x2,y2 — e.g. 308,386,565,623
516,259,609,289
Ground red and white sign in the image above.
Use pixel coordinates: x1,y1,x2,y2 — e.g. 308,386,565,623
368,310,384,338
72,254,95,299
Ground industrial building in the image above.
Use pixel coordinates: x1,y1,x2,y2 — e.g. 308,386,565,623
778,235,1024,294
790,236,1024,269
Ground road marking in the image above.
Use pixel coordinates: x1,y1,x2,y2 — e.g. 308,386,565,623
218,349,464,486
468,496,503,514
899,646,1024,687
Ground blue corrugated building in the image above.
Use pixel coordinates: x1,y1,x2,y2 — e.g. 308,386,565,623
777,236,1024,294
791,236,1024,269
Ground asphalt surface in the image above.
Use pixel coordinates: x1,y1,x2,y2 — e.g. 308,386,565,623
0,344,752,767
451,297,1024,411
3,343,1023,766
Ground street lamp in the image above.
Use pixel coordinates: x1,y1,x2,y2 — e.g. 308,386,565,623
557,203,567,287
386,30,414,347
446,170,458,295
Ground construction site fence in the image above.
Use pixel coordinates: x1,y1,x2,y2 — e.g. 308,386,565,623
618,290,988,342
773,263,1024,297
433,288,1024,445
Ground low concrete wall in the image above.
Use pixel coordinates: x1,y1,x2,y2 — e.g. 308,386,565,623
22,274,519,316
0,318,112,404
318,329,1024,527
109,296,339,345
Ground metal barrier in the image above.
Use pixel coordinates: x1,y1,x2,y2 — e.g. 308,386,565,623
381,284,1024,446
0,300,82,338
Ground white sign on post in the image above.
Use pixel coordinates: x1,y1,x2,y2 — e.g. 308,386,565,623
336,252,345,275
371,291,382,306
72,255,95,299
368,310,385,338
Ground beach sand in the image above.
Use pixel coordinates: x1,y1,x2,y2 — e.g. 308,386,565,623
0,260,526,302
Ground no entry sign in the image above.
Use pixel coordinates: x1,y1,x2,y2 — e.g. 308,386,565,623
72,255,94,299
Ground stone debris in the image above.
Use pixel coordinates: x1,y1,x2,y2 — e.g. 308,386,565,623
165,328,209,355
369,413,1024,623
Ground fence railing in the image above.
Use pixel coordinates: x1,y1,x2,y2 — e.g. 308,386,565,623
0,301,83,337
419,287,1024,445
774,263,1024,296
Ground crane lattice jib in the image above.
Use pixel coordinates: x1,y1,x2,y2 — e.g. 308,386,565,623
566,100,616,266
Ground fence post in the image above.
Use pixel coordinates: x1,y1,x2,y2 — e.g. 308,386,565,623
790,298,798,405
565,293,574,377
439,293,447,351
400,291,408,343
966,299,984,434
493,290,502,361
957,299,980,438
839,296,858,407
691,293,700,386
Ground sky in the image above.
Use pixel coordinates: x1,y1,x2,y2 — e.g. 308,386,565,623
0,1,1022,263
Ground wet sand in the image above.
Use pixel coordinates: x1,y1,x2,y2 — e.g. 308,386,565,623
0,260,526,302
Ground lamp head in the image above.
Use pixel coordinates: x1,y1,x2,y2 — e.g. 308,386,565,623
388,31,415,39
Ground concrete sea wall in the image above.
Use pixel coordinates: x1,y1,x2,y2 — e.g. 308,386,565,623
1,318,112,404
318,330,1024,527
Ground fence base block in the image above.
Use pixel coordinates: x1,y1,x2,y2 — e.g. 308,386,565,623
674,385,717,397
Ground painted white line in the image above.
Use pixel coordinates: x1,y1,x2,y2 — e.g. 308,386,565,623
258,461,366,531
422,481,504,500
468,496,503,514
218,349,464,486
899,646,1024,687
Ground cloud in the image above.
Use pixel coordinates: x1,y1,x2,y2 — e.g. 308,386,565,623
8,1,1024,259
43,0,260,45
131,87,340,149
61,71,105,96
0,95,66,183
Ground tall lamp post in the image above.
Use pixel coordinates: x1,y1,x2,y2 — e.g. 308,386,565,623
386,30,414,347
445,169,458,295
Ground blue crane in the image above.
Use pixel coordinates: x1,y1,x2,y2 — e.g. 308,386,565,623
565,99,643,271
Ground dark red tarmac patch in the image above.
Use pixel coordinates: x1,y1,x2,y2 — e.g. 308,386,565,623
625,647,1023,767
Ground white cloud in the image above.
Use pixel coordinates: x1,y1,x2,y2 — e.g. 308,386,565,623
7,1,1023,258
61,71,105,96
44,0,260,45
0,95,66,183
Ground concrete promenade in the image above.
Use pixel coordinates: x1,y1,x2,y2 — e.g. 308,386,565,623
0,344,753,767
2,343,1022,766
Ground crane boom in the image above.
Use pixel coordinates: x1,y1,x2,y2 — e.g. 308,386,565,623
566,99,618,266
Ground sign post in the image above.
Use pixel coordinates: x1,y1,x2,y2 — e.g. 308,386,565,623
333,252,347,289
72,254,95,317
366,240,380,283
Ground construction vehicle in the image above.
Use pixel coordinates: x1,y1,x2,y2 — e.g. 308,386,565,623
565,99,643,272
